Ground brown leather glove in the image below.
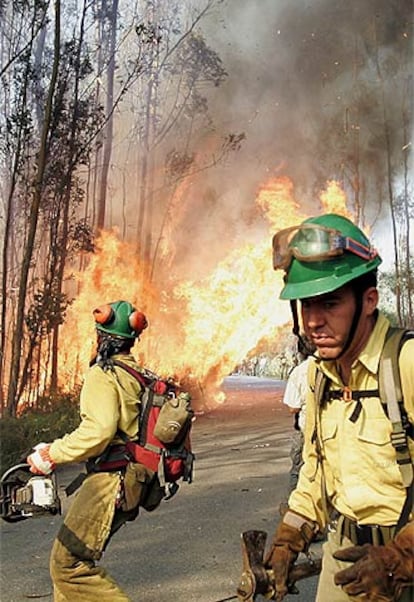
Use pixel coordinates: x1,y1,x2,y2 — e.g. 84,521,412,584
265,511,316,601
333,522,414,601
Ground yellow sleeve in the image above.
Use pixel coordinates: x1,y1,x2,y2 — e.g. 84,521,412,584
49,365,120,464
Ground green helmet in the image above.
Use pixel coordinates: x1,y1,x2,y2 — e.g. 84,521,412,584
93,300,148,339
273,213,382,300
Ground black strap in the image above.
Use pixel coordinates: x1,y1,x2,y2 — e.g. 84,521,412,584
65,473,86,497
327,389,379,401
349,402,362,424
396,481,413,534
323,388,380,425
340,515,396,546
326,389,379,425
112,359,154,446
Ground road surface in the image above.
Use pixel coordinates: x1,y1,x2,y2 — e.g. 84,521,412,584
0,376,321,601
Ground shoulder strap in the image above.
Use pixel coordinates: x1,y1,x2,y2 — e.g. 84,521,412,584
379,327,413,489
112,359,149,446
379,327,405,410
379,327,414,534
112,359,147,387
310,367,333,521
379,327,414,425
313,367,328,407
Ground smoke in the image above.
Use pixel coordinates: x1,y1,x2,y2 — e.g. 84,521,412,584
60,0,411,398
103,0,411,288
196,0,413,251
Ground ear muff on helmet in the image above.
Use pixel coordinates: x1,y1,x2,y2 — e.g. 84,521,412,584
93,304,114,325
129,311,148,334
93,301,147,339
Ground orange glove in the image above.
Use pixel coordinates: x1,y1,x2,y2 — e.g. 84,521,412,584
265,511,316,601
334,522,414,601
27,443,56,475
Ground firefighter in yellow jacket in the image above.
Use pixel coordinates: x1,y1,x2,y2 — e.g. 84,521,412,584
267,214,414,601
27,300,165,601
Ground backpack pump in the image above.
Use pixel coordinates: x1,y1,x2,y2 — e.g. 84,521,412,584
113,360,194,488
85,360,195,498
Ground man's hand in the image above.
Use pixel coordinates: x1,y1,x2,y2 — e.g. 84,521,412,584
27,443,56,475
265,511,316,601
334,523,414,601
266,539,297,601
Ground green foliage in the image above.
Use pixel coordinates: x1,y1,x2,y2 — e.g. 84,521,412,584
0,392,81,475
25,289,68,337
69,220,95,254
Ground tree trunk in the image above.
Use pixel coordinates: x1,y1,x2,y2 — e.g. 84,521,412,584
50,0,89,393
401,99,412,326
6,0,61,416
372,19,402,325
96,0,118,231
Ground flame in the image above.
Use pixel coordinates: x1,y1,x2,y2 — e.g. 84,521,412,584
319,180,353,218
158,176,193,266
58,176,351,409
256,175,305,228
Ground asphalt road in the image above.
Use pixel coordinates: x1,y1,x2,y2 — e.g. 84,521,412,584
0,376,320,602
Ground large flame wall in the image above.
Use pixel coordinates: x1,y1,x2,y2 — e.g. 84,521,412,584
59,176,351,408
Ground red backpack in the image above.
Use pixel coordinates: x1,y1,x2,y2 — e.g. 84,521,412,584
112,360,195,487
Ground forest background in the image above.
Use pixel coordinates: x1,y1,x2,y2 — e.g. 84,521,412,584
0,0,413,458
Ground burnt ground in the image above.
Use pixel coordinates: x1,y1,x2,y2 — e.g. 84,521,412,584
0,376,320,602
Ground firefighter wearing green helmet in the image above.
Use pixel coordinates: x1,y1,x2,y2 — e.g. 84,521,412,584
26,300,166,601
266,214,414,601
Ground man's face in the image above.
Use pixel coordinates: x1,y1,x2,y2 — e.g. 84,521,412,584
300,284,358,360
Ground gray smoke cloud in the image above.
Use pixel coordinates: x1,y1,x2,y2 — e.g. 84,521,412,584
196,0,413,253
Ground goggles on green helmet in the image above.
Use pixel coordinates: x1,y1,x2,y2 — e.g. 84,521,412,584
272,223,379,271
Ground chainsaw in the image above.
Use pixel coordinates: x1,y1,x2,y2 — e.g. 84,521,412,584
236,530,322,601
0,463,61,522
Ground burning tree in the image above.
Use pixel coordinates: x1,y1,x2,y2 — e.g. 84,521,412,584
0,0,242,415
1,0,411,418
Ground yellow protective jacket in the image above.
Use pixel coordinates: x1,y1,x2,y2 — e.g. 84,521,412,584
289,314,414,528
49,354,143,464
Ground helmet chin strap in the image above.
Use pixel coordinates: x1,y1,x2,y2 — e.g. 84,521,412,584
290,300,317,358
335,292,362,360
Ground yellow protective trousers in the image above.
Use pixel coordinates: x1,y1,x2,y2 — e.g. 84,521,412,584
50,465,163,602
